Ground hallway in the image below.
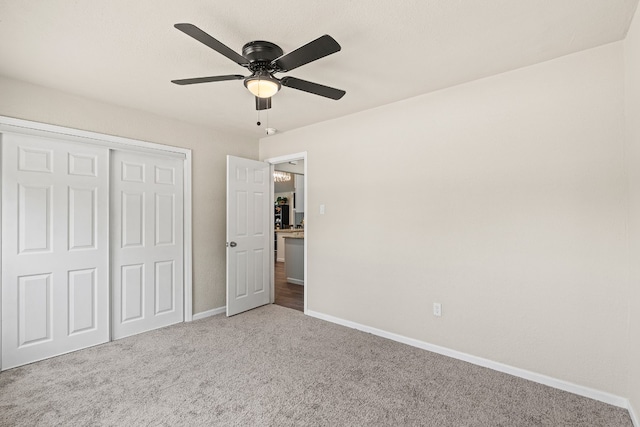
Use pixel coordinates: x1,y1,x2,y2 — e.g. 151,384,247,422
273,262,303,312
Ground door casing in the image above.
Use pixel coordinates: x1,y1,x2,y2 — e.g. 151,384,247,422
264,152,308,313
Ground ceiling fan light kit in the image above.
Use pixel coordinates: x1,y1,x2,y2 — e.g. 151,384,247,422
171,23,346,114
244,71,281,98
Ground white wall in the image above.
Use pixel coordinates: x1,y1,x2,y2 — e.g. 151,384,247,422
0,76,258,314
624,1,640,419
260,43,631,397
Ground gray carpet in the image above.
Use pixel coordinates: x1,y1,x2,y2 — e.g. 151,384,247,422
0,304,633,426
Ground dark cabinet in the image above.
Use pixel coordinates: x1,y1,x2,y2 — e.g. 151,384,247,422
274,204,290,252
275,204,289,229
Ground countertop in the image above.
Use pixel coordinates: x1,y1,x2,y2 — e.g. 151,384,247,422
277,229,304,237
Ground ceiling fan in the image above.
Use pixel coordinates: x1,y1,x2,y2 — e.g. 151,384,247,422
171,23,346,111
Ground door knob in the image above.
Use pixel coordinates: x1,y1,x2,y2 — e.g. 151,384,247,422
228,241,237,247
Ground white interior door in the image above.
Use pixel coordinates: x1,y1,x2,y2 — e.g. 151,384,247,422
226,156,271,316
111,150,184,339
1,133,109,369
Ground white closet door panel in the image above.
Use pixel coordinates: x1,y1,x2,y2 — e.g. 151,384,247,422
18,273,52,346
68,187,97,250
111,151,184,339
18,184,52,253
1,133,109,370
68,268,98,334
121,263,145,322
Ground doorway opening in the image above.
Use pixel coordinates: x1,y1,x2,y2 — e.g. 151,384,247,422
267,152,307,313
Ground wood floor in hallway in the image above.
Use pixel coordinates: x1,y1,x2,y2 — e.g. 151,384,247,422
274,261,304,312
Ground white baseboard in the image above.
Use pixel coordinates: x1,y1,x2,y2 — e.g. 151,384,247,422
192,306,226,321
286,277,304,286
630,401,639,427
306,309,630,411
276,258,284,263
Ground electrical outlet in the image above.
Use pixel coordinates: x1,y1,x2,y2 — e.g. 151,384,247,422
433,302,442,317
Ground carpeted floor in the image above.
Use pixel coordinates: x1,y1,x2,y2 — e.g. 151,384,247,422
0,304,633,426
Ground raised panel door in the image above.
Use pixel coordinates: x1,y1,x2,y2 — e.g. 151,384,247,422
226,156,271,316
111,150,184,339
1,133,109,370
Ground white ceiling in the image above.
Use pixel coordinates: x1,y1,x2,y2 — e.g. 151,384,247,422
0,1,638,140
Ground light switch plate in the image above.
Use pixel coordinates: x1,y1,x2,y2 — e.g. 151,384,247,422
433,303,442,317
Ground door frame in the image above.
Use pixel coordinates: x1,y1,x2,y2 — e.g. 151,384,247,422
0,115,193,368
264,152,308,313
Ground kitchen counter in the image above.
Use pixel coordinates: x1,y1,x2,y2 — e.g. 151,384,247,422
276,228,304,234
283,236,304,285
276,229,304,262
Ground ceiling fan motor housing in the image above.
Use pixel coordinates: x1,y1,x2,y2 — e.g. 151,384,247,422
242,41,283,69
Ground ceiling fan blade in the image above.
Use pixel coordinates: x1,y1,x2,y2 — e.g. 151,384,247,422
271,35,341,72
280,76,345,100
256,96,272,110
174,23,248,67
171,75,245,85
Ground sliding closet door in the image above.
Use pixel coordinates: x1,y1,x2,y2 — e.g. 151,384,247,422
111,150,184,339
1,133,109,369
